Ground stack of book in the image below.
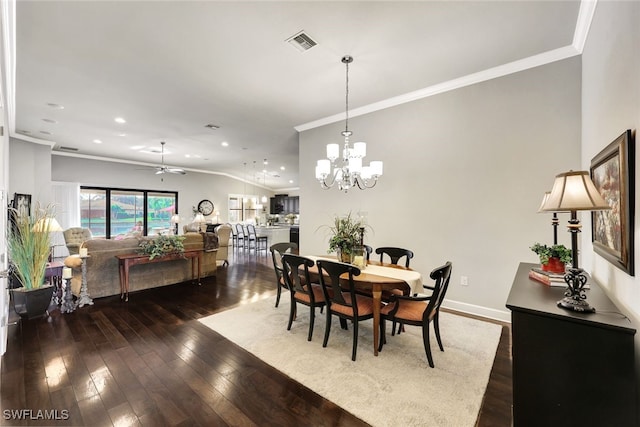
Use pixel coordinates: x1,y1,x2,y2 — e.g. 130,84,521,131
528,267,590,289
528,268,567,287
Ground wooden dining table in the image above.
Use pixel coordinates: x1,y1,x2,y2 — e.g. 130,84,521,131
306,256,423,356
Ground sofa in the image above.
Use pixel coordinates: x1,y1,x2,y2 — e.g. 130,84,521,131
68,228,229,299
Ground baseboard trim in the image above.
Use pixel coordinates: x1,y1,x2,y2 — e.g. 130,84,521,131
443,299,511,323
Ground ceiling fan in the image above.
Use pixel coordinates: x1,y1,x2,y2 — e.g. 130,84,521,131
153,141,186,176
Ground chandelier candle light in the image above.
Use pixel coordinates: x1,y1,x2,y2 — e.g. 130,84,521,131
316,56,383,192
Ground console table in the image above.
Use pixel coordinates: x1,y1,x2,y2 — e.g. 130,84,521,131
116,250,202,301
506,262,637,427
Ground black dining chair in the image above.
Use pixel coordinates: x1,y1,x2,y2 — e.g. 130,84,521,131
375,247,414,268
316,259,377,361
282,254,326,341
363,244,373,261
378,261,452,368
270,242,298,307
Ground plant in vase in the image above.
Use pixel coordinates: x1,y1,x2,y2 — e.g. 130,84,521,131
7,203,59,319
138,235,185,260
321,212,369,263
530,243,572,274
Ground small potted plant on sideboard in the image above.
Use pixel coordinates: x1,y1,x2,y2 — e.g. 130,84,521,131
530,243,572,274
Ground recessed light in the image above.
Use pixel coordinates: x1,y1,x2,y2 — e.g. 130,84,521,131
93,139,102,144
185,154,191,158
42,118,57,124
17,129,30,134
114,117,126,124
46,103,64,109
289,180,294,184
117,133,126,137
221,141,229,147
130,145,145,150
280,166,286,171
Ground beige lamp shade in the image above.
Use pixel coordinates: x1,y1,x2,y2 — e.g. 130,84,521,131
194,213,206,223
537,191,551,213
541,170,611,212
33,217,63,232
170,214,180,224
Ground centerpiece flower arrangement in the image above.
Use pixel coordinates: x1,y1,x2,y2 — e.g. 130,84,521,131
139,235,185,260
322,212,369,263
285,213,297,224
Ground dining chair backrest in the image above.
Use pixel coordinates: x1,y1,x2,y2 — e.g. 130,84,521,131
281,254,314,295
375,246,414,268
423,261,452,322
270,242,298,273
363,244,373,261
316,259,361,310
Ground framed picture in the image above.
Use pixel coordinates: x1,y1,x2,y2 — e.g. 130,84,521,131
12,193,31,218
590,129,635,276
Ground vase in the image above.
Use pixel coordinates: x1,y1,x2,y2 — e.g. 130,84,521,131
337,248,352,263
11,284,55,320
541,257,565,274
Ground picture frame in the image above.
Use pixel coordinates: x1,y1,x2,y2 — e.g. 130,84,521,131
590,129,635,276
12,193,31,218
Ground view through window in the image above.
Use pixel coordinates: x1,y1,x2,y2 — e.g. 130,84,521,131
81,187,177,238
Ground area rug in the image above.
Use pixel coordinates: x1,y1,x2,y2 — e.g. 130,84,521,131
198,297,502,427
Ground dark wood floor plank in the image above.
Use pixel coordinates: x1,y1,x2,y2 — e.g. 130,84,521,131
1,250,511,426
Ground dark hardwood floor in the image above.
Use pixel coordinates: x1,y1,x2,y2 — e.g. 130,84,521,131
1,249,512,426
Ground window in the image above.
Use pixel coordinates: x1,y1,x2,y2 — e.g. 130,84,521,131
228,194,260,223
81,187,177,239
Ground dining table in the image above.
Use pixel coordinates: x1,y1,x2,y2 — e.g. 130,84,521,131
305,256,423,356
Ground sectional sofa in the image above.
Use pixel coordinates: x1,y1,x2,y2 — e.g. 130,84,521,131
68,225,231,299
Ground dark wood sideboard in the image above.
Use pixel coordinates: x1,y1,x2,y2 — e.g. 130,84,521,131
506,262,637,427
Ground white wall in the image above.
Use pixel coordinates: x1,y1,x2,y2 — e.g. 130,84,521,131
8,139,53,205
300,57,582,320
581,0,640,394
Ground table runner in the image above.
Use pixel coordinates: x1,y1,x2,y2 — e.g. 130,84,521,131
306,255,423,294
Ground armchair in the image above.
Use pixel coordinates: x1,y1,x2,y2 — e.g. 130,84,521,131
63,227,92,255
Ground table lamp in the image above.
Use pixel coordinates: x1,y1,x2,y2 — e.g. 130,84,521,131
538,191,562,245
171,214,180,235
540,170,611,313
34,216,63,261
194,212,206,232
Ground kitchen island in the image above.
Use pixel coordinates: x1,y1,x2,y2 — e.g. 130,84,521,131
255,226,291,247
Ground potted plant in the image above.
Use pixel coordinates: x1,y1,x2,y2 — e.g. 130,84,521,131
322,212,368,263
7,203,58,319
138,234,185,260
530,243,572,274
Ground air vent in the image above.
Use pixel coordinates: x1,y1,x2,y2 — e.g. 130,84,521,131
58,146,79,152
204,124,220,130
286,31,317,52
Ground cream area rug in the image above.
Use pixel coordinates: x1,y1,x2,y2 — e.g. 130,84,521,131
198,296,502,427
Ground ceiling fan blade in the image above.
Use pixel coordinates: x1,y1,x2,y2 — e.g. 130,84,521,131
167,168,186,175
155,169,165,175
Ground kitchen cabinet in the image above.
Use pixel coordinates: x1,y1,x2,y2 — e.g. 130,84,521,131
270,195,299,214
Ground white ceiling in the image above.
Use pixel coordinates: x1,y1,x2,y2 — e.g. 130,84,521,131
13,1,583,191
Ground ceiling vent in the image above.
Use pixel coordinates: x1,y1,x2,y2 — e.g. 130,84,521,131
204,124,219,130
286,31,317,52
57,145,79,152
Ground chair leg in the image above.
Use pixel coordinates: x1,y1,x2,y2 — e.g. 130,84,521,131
352,319,358,361
434,311,444,352
378,318,386,352
422,322,434,368
339,318,348,330
287,300,296,331
308,306,315,341
323,309,332,348
275,282,282,307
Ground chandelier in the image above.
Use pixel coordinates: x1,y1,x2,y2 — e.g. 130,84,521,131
315,55,383,192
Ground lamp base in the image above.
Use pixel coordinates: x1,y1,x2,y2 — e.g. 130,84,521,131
557,267,596,314
557,296,596,313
